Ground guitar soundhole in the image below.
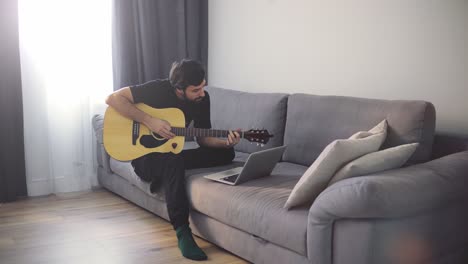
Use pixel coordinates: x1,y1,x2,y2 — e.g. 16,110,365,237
140,135,168,148
151,131,166,140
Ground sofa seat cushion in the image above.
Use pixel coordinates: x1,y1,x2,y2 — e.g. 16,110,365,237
187,162,310,255
108,149,251,202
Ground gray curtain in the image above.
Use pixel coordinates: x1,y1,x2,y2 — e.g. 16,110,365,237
112,0,208,90
0,0,27,202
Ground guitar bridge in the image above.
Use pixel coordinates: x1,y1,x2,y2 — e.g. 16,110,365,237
132,121,140,145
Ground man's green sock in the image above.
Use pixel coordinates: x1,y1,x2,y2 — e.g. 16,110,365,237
176,224,207,261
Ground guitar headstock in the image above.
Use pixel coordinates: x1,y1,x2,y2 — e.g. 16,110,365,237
243,129,273,146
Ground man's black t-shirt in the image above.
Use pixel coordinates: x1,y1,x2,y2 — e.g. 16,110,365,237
130,79,211,129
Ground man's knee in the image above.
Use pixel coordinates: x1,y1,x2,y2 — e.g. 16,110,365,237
166,154,185,173
166,153,184,163
218,147,235,164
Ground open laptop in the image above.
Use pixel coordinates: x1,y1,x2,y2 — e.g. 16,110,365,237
203,145,286,185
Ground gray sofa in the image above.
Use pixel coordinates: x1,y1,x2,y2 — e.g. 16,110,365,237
92,86,468,264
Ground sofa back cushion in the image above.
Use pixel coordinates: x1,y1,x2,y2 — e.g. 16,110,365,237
207,86,288,153
283,94,435,166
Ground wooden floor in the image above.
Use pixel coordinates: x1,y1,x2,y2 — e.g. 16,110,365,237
0,189,249,264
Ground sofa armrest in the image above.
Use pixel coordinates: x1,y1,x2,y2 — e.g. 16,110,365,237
92,114,111,173
306,151,468,264
92,114,104,144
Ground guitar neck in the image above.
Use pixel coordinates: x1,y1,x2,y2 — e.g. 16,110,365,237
172,127,244,138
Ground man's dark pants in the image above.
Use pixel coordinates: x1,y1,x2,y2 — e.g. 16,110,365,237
132,147,235,230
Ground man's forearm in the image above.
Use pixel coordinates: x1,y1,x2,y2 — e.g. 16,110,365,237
197,137,230,148
106,93,152,127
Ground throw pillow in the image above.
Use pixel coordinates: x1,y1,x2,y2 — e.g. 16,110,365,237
328,143,419,186
283,119,387,209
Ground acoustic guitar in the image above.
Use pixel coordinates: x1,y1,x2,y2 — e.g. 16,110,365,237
103,103,273,161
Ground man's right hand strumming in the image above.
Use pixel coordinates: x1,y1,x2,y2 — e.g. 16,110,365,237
144,116,176,139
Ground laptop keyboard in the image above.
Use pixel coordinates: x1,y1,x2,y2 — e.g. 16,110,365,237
222,174,239,183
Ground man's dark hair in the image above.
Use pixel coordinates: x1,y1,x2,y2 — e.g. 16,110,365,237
169,59,205,91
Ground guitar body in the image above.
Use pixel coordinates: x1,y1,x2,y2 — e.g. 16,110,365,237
103,104,185,161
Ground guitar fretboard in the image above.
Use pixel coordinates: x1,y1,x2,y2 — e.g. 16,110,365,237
172,127,243,138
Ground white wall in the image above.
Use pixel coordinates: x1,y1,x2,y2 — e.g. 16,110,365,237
208,0,468,137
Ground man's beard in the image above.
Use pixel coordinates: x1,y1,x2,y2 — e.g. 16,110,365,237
193,97,204,103
182,91,204,104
